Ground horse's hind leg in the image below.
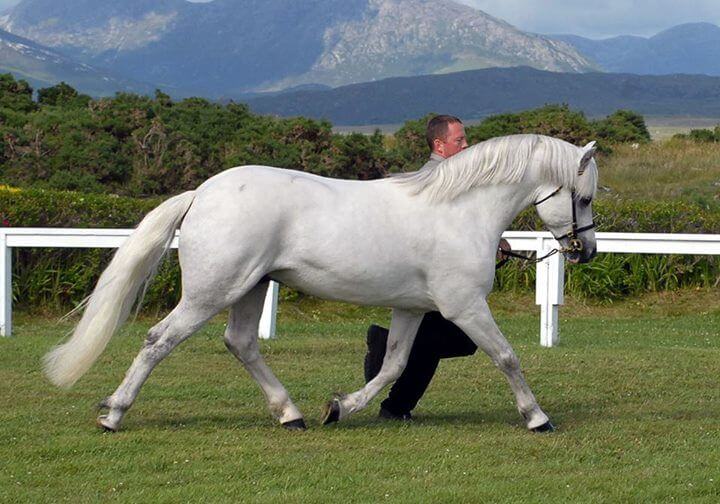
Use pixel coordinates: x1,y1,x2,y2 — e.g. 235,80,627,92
97,300,217,432
223,282,305,430
323,309,423,424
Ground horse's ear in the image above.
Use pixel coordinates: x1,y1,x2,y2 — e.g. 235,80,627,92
578,141,597,175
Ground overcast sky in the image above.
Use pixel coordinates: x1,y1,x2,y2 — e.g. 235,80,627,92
1,0,719,39
459,0,720,38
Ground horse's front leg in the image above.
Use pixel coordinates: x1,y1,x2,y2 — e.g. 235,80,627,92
322,308,423,424
448,297,554,432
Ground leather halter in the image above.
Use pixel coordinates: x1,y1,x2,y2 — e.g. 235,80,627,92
533,186,596,253
496,185,596,269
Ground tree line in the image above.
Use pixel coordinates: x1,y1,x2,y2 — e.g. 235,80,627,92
0,74,650,197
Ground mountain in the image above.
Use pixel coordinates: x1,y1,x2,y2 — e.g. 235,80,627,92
245,66,720,125
0,0,595,96
0,27,155,95
553,23,720,76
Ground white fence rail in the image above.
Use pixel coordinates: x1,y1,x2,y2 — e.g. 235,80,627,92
2,228,720,346
0,228,279,339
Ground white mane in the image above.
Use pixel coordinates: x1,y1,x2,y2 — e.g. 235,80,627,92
392,134,597,202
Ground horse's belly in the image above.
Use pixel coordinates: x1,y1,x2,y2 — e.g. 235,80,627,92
270,268,434,311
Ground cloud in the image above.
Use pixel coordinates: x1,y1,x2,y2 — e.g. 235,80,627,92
458,0,720,38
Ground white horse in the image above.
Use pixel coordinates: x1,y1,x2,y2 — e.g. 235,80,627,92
44,134,598,433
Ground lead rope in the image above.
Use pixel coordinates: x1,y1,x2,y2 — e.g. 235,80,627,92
495,248,559,270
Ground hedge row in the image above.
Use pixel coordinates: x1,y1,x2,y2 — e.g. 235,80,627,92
1,71,652,197
3,187,719,311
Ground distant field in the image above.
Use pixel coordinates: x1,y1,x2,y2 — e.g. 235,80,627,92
597,140,720,202
334,116,720,140
644,116,720,140
335,119,720,205
2,292,719,502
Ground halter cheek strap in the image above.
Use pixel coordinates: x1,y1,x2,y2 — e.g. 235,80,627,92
533,186,597,251
496,185,596,269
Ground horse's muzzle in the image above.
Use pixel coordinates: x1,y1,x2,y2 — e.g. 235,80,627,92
565,244,596,264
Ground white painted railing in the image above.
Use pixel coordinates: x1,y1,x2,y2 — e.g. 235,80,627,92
2,228,720,346
0,228,278,339
504,231,720,346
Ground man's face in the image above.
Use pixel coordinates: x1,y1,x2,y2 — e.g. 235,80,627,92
433,122,468,158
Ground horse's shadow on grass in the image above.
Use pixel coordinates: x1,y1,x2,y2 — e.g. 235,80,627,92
121,401,581,432
128,412,270,431
119,396,720,433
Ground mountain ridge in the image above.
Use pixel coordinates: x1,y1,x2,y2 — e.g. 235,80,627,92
0,27,155,95
0,0,595,95
552,22,720,76
245,66,720,125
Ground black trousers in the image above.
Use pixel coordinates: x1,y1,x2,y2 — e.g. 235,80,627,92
380,311,477,415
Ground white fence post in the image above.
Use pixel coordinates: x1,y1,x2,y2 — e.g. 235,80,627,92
258,281,279,340
0,229,11,337
535,236,565,347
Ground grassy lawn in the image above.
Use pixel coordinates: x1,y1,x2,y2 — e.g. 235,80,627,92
2,294,719,502
597,141,720,204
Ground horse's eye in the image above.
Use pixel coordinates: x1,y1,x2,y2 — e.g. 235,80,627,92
579,197,592,206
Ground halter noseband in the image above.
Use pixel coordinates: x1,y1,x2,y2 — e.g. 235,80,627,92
533,185,596,253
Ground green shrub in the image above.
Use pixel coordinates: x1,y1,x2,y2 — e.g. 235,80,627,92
467,104,595,146
0,73,36,114
37,82,91,108
673,127,720,143
0,73,653,195
592,110,651,144
1,187,174,312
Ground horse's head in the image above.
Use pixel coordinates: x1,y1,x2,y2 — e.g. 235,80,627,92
533,141,598,264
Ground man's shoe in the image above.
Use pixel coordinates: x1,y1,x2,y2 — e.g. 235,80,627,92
379,407,412,422
364,324,388,383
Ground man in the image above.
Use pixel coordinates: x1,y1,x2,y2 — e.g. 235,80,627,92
364,114,511,420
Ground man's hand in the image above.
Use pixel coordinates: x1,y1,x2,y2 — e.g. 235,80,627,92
496,238,511,261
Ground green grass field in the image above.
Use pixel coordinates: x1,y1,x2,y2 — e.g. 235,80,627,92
2,294,719,502
598,140,720,204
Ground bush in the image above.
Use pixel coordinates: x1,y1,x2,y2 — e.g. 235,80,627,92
0,76,396,196
393,105,652,166
673,127,720,143
37,82,91,108
592,110,651,144
1,187,173,312
0,73,653,195
0,73,36,114
467,104,596,146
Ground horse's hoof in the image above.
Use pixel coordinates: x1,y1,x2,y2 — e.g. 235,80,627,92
282,418,307,431
531,421,555,433
96,415,118,433
321,399,341,425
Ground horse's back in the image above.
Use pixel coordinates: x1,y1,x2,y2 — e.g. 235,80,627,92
176,165,436,309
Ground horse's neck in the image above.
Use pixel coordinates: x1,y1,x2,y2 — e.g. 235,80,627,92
462,182,536,236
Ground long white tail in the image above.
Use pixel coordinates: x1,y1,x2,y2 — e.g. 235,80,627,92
44,191,196,388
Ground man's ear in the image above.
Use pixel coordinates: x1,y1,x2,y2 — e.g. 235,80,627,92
579,141,597,175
